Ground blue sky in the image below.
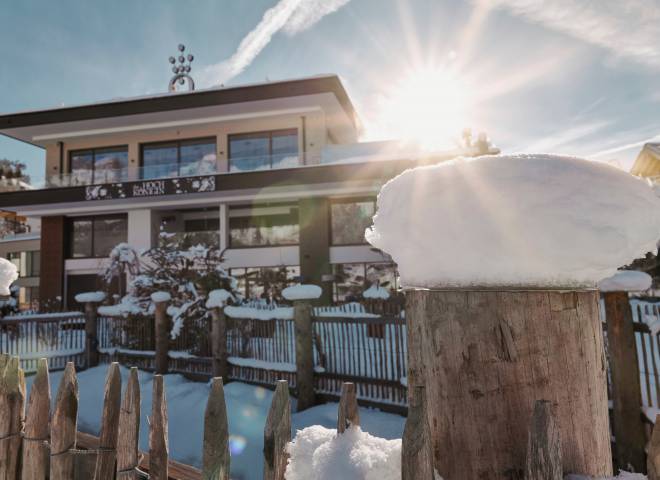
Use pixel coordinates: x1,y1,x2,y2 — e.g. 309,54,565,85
1,0,659,180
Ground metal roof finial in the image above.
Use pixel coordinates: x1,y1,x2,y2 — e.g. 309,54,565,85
168,44,195,92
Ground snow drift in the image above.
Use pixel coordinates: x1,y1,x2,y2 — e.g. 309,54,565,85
0,258,18,296
598,270,652,292
366,154,660,288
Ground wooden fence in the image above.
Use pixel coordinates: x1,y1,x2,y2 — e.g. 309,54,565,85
630,300,660,413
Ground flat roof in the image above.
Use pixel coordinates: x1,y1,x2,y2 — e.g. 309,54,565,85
0,74,359,145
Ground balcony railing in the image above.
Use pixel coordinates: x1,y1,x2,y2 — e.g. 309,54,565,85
17,153,306,190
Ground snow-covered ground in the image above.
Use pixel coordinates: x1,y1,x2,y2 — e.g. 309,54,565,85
25,365,405,480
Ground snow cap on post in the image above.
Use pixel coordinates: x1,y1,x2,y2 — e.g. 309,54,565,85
366,154,660,288
151,291,171,303
598,270,652,292
74,291,106,303
282,284,322,301
363,284,390,300
0,258,18,296
205,289,234,309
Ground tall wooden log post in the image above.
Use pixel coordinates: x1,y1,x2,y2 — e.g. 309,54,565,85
406,289,612,480
603,290,647,473
293,299,315,412
84,300,100,368
211,307,229,380
154,300,170,375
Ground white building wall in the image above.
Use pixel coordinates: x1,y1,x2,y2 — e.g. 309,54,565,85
128,209,153,253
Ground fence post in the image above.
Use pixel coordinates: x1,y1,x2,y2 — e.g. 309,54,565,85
50,362,78,480
116,367,140,480
293,299,315,411
203,377,230,480
525,400,562,480
603,291,647,473
94,362,122,480
0,355,25,480
149,374,168,480
337,382,360,434
264,380,291,480
22,358,50,480
211,307,229,380
153,297,170,375
649,414,660,480
402,386,434,480
406,289,612,479
84,300,100,368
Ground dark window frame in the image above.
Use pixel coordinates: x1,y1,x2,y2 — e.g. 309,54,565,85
228,128,299,171
229,265,301,299
331,261,399,303
329,197,377,246
68,145,129,183
7,250,40,277
67,214,128,259
228,203,300,249
140,136,217,179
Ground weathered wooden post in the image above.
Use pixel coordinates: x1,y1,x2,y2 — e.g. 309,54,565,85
203,377,230,480
151,292,171,375
600,270,651,473
76,291,105,368
0,355,25,480
207,289,232,380
283,284,322,412
22,358,50,480
94,362,122,480
117,367,140,480
264,380,291,480
525,400,562,480
337,382,359,433
150,374,169,480
401,386,434,480
365,154,660,479
50,362,78,480
649,414,660,480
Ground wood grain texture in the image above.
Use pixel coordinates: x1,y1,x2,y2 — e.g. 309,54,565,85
22,358,50,480
50,362,78,480
525,400,562,480
117,367,140,480
293,300,315,411
94,362,121,480
202,378,229,480
337,382,359,434
603,291,647,472
401,386,434,480
0,356,26,480
649,415,660,480
84,301,99,368
154,302,169,375
211,309,229,380
149,375,169,480
263,380,291,480
406,289,612,480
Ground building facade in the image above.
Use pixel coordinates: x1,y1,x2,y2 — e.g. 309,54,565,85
0,75,489,308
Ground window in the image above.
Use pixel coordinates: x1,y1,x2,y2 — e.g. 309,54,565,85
68,215,127,258
158,208,220,248
330,198,376,245
332,262,399,302
229,204,299,247
7,251,40,277
142,138,217,179
18,286,39,311
69,147,128,185
229,266,300,301
229,129,298,172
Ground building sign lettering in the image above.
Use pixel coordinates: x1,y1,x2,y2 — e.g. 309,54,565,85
85,175,216,201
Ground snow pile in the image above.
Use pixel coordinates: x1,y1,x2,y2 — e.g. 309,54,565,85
285,426,401,480
363,284,390,300
224,305,294,320
75,291,106,303
206,289,234,309
98,295,145,317
0,258,18,296
283,284,323,301
598,270,652,292
366,154,660,288
151,291,171,303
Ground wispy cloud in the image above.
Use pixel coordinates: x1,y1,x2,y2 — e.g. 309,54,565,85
484,0,660,68
199,0,350,86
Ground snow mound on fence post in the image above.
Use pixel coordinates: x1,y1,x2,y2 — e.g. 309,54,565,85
151,291,171,303
74,291,106,303
598,270,653,292
205,289,234,309
282,284,322,301
0,258,18,296
285,426,401,480
363,284,390,300
366,154,660,288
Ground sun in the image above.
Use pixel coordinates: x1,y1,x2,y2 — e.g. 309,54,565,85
374,66,470,150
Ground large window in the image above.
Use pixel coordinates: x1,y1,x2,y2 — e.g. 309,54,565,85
330,198,376,245
230,266,300,301
332,262,399,302
7,251,40,277
158,208,220,248
142,138,217,179
68,215,127,258
69,147,128,185
229,204,299,247
228,129,298,172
